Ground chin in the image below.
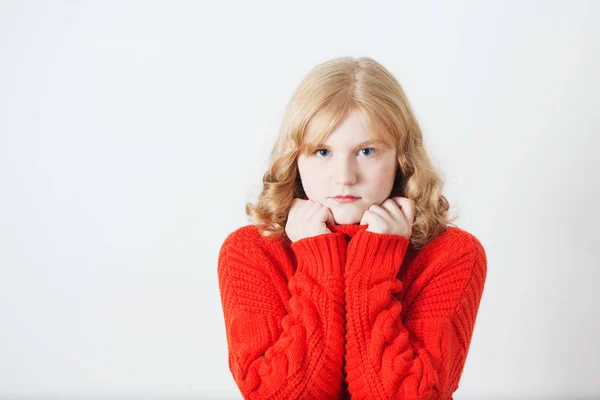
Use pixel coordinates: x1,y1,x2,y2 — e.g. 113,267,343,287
332,212,362,225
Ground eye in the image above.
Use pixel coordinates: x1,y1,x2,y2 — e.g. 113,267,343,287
315,149,330,157
360,147,377,156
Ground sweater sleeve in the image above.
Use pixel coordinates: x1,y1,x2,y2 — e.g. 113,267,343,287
343,229,487,400
217,228,348,400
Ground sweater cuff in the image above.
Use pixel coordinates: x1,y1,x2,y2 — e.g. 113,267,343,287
345,229,409,281
291,233,347,277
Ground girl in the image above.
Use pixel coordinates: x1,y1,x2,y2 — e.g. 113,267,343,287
217,56,487,400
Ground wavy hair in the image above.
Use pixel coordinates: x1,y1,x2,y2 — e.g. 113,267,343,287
245,56,458,249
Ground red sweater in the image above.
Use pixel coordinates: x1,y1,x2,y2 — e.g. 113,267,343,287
217,222,487,399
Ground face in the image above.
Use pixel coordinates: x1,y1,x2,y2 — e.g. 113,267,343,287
297,109,398,225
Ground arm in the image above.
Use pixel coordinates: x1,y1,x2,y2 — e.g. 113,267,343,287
343,229,487,400
218,228,348,400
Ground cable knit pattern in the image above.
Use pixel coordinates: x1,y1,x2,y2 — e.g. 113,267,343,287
218,227,348,399
217,223,487,400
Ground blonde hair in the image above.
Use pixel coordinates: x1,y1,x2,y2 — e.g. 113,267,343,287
245,56,458,249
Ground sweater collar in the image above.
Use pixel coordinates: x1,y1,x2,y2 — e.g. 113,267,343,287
328,223,369,239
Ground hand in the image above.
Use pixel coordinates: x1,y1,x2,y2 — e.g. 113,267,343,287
286,198,335,243
359,197,415,240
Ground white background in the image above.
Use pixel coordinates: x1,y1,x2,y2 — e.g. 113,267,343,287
1,1,599,399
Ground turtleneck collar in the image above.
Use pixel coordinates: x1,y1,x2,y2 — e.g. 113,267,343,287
327,223,368,239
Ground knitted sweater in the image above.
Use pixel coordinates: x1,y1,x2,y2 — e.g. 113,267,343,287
217,222,487,399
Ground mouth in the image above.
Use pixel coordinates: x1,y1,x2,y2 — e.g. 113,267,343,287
332,196,360,203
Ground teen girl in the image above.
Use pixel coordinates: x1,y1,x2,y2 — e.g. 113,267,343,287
218,56,487,400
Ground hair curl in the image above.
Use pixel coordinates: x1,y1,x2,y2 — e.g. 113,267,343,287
245,56,458,249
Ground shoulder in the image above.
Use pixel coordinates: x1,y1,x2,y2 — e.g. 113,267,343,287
218,224,287,269
219,224,260,250
421,226,487,276
220,223,284,249
427,225,485,255
438,226,485,254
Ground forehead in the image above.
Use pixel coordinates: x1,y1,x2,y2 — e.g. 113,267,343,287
303,108,393,151
323,110,369,142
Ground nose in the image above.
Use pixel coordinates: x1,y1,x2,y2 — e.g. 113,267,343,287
332,157,357,186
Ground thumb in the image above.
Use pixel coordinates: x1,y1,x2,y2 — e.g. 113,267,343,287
326,208,335,226
360,210,368,225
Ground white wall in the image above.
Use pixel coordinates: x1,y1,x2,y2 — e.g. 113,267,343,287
1,1,598,399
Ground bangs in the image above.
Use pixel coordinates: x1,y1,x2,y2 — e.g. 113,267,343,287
358,108,397,148
300,105,396,156
299,99,349,156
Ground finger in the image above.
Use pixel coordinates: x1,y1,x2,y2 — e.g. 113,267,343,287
303,200,323,222
360,208,370,225
325,208,335,226
379,199,404,222
290,198,309,224
362,208,386,227
312,206,334,227
288,198,303,221
391,197,415,224
366,204,391,221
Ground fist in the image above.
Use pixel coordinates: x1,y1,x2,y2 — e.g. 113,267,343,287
285,198,336,243
359,197,415,240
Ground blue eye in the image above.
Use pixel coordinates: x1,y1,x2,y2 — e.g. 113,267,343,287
314,148,377,157
361,148,376,156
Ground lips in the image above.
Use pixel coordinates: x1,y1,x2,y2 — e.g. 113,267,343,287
332,195,360,203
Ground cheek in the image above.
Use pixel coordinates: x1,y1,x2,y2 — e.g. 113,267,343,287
300,166,318,183
371,168,395,186
366,164,397,194
374,171,390,185
298,163,324,193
